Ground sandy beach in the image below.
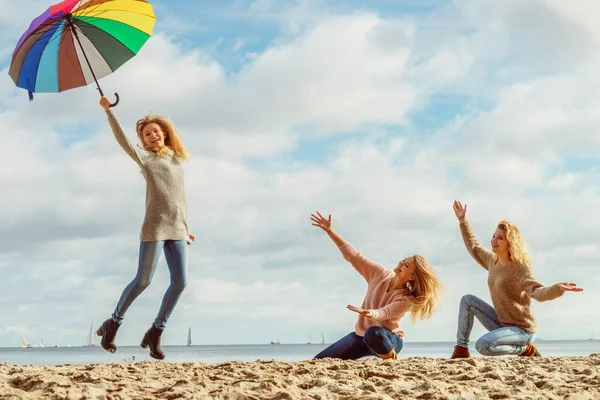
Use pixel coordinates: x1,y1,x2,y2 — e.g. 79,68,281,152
1,354,599,399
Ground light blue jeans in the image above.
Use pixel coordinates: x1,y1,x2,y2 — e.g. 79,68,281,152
457,294,535,356
112,240,188,330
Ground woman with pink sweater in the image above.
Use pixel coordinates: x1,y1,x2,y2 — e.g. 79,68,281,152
311,211,442,360
450,200,583,358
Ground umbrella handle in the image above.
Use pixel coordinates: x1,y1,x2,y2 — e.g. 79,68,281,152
109,93,120,108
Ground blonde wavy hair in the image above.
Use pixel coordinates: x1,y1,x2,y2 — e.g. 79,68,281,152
136,114,190,161
406,255,442,323
496,220,531,266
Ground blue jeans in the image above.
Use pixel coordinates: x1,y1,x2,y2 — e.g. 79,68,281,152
112,240,188,330
314,327,403,360
457,294,535,356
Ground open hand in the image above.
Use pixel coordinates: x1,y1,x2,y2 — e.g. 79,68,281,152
347,305,373,318
311,211,332,232
186,234,195,245
99,96,111,111
453,200,467,221
559,282,583,292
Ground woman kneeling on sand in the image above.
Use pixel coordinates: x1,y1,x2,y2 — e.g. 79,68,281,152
450,200,583,358
311,211,442,360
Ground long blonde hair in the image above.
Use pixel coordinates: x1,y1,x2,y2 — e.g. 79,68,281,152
407,255,442,323
136,114,190,161
497,220,531,266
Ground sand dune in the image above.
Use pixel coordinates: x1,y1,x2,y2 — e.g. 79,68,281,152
1,354,599,399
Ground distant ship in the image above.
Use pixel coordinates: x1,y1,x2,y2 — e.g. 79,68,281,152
270,340,281,345
83,322,99,347
187,327,192,347
306,334,312,345
20,335,33,349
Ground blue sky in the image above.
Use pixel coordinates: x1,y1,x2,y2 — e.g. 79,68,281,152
0,0,599,351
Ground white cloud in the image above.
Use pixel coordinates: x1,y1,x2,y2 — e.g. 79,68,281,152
548,173,580,189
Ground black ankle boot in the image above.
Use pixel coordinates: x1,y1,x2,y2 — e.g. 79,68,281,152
96,318,120,353
141,325,165,360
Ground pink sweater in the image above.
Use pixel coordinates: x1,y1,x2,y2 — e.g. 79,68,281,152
339,242,414,338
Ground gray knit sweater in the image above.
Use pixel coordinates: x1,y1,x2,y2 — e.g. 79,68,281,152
107,110,189,242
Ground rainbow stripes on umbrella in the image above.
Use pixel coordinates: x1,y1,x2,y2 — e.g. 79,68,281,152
9,0,156,99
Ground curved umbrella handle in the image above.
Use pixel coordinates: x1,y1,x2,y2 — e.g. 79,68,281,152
109,93,120,108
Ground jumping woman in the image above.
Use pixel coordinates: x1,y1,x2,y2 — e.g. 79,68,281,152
96,97,194,360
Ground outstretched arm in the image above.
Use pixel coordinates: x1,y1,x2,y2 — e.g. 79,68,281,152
311,211,385,282
347,299,412,321
100,96,145,167
453,200,495,271
523,279,583,302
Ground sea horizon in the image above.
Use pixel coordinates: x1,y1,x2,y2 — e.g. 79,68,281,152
2,339,599,367
5,337,598,350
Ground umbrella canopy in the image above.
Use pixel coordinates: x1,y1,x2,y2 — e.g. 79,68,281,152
9,0,156,100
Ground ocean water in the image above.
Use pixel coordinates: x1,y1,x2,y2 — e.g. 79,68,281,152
1,340,599,366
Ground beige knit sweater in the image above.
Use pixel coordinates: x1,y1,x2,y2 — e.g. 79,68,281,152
107,110,189,242
459,220,563,333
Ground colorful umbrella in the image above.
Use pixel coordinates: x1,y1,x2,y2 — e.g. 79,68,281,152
8,0,156,106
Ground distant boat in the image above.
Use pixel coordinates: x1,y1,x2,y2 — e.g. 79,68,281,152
590,333,594,341
55,339,60,348
270,340,281,345
306,334,312,345
187,327,192,347
20,335,33,349
40,339,44,348
84,322,99,347
321,331,325,344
